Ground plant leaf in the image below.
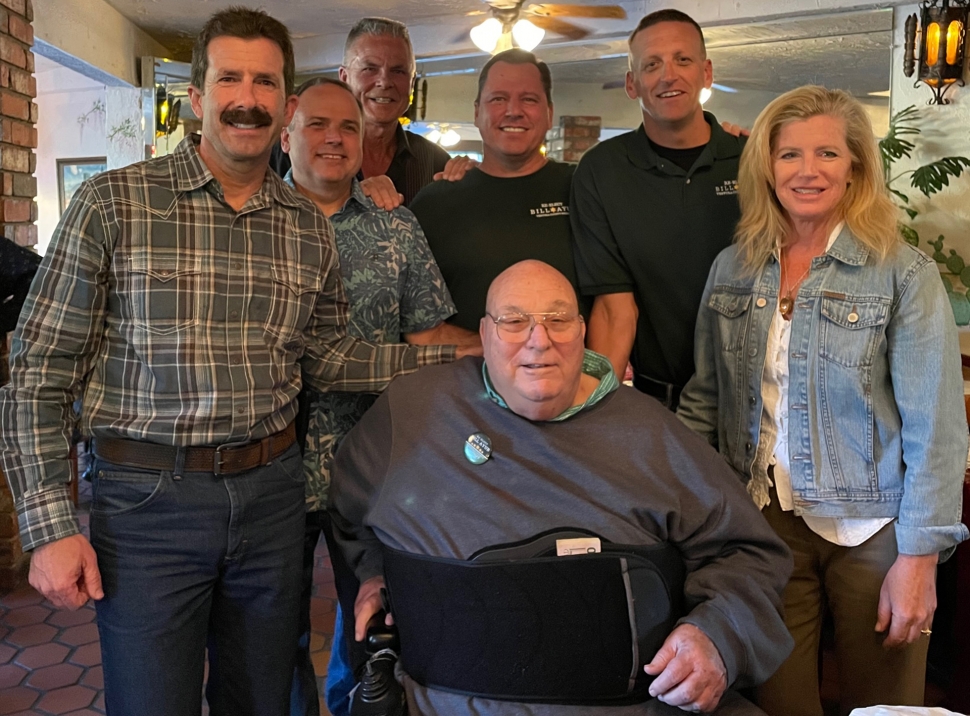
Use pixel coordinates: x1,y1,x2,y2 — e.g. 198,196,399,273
889,187,910,204
905,208,919,220
899,224,919,246
911,156,970,196
880,105,921,175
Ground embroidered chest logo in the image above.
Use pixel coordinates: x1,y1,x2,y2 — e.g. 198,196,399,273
530,202,569,218
715,179,739,196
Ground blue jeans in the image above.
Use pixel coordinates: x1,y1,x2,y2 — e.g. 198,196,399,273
90,443,306,716
291,511,359,716
326,607,355,716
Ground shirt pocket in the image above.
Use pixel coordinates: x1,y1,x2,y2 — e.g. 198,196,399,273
819,296,890,367
126,253,202,335
708,289,751,352
264,264,323,344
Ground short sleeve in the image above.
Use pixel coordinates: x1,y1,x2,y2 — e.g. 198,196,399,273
569,150,637,296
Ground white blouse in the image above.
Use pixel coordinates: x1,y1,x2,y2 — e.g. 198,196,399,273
751,223,892,547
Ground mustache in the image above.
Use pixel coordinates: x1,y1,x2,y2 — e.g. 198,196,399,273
220,106,274,127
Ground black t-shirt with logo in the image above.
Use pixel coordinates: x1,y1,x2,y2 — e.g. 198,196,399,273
411,161,587,331
570,115,745,388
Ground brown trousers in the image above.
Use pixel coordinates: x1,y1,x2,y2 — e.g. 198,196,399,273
756,497,929,716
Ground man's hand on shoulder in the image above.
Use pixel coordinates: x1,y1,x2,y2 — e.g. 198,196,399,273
719,121,750,138
456,344,483,358
29,534,104,610
645,623,727,713
405,323,482,358
434,155,478,182
360,175,404,211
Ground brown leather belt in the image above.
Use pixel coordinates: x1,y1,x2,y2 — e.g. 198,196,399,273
93,423,297,476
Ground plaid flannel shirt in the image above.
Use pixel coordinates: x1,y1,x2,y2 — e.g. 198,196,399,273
0,135,454,551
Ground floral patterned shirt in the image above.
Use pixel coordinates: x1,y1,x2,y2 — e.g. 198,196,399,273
285,173,456,510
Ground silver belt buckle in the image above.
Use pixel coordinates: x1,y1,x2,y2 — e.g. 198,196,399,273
213,444,232,475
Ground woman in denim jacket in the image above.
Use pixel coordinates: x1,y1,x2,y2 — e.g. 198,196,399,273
678,86,968,716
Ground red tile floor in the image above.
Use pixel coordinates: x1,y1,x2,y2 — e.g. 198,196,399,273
0,477,337,716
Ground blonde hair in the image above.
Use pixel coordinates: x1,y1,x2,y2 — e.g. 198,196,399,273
735,85,900,271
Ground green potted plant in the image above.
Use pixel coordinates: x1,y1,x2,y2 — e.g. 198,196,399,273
880,105,970,324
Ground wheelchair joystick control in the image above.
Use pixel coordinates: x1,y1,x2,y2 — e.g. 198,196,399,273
350,603,406,716
350,650,405,716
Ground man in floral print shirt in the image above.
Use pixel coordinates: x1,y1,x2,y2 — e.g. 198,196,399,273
281,76,480,716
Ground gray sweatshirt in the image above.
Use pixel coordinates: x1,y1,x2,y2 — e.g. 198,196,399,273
331,357,793,715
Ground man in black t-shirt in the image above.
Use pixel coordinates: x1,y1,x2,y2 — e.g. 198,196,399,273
570,10,745,409
411,49,586,331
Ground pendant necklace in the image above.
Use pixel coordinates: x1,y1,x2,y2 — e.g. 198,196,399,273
779,251,812,320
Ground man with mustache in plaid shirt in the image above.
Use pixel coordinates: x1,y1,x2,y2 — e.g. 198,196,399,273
0,8,471,716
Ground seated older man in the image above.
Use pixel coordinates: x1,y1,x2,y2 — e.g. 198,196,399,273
331,260,793,715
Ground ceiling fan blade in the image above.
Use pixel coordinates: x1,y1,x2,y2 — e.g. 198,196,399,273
527,4,626,19
529,15,590,40
452,28,473,44
601,79,625,90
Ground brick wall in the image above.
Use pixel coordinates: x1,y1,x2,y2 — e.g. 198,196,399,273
0,0,35,593
545,115,601,163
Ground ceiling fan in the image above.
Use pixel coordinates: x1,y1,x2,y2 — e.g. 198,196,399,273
468,1,627,54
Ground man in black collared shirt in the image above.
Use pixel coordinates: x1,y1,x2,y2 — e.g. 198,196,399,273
570,10,745,410
271,18,449,205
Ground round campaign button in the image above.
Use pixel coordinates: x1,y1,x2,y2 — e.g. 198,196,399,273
464,433,492,465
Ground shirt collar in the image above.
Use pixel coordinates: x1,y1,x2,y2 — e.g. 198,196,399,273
628,112,743,172
354,124,413,184
174,134,303,208
395,123,414,158
826,223,870,266
482,349,619,422
172,134,216,192
773,221,865,267
283,170,368,215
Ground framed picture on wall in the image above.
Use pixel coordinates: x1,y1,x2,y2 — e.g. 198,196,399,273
57,158,107,215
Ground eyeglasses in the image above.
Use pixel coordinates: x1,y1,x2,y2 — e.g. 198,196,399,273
486,312,584,343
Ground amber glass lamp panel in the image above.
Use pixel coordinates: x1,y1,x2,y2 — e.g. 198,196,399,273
945,19,964,66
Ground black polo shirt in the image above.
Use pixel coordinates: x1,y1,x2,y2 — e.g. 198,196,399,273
269,124,450,206
570,113,745,388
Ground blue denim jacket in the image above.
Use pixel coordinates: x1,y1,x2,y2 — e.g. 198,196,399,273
678,227,969,557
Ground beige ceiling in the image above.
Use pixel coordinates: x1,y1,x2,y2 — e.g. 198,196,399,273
107,0,894,135
106,0,893,97
102,0,635,62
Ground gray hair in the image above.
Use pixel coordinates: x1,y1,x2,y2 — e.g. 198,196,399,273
343,17,415,72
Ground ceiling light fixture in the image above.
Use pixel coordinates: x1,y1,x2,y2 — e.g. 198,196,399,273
903,0,970,104
423,124,462,148
699,87,712,105
471,18,504,54
439,129,462,147
511,18,545,51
